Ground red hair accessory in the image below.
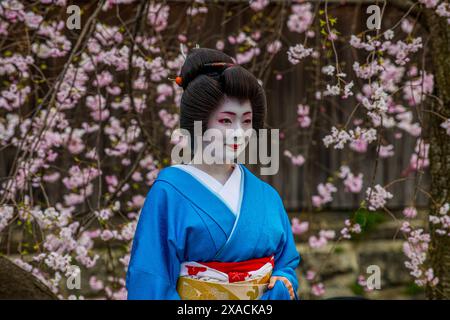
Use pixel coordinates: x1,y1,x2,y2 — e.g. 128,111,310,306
175,76,183,86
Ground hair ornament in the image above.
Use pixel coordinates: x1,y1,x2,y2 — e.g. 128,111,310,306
172,62,236,88
179,43,187,60
203,62,235,68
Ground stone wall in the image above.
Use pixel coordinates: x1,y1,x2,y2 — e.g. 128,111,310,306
290,210,427,300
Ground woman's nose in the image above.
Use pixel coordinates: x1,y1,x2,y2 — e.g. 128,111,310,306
229,128,245,143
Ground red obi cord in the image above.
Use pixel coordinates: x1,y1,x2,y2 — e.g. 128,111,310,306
186,255,274,283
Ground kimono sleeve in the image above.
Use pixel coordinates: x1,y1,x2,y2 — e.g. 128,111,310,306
126,182,182,300
261,191,301,300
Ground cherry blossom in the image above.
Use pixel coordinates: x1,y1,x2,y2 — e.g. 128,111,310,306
287,44,314,64
291,218,309,236
403,207,418,219
312,183,337,208
366,185,393,211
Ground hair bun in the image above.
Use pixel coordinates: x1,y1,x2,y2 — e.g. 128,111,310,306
179,48,235,89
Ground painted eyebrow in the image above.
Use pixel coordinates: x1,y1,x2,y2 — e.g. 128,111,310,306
218,111,252,116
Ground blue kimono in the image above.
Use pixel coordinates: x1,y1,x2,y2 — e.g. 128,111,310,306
126,164,300,300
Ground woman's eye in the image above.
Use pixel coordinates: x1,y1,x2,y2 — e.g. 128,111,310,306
243,119,252,124
219,119,232,124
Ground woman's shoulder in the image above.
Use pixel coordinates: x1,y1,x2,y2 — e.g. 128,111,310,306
145,166,186,196
148,165,203,202
151,165,188,186
239,164,283,202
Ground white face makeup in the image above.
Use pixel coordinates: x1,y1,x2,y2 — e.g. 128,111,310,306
204,96,253,163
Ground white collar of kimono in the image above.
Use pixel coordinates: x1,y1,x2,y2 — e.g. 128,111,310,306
172,164,242,216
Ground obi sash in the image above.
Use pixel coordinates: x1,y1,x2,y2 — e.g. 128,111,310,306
176,255,274,300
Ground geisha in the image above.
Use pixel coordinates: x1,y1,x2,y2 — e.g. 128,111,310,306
126,48,300,300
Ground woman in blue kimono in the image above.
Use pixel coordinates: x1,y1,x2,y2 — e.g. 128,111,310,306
126,48,300,300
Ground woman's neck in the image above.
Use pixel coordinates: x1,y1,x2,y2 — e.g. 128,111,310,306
189,163,235,185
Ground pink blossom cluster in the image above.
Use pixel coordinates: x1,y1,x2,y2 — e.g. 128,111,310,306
10,202,102,295
352,60,425,137
323,84,340,96
395,105,422,137
361,84,390,125
385,38,423,65
338,166,363,193
323,126,377,150
63,166,101,206
350,32,423,65
441,119,450,135
156,84,174,103
419,0,439,9
249,0,269,12
267,40,282,55
0,0,47,34
14,257,58,293
365,184,393,211
297,104,311,128
309,230,335,248
101,0,137,11
56,64,90,110
378,144,395,158
311,283,326,297
321,65,335,76
1,107,70,200
312,182,337,208
403,206,418,219
287,3,313,34
0,54,34,78
158,109,179,129
147,3,170,32
137,154,160,186
291,217,309,236
86,95,109,121
350,35,380,52
0,117,19,148
353,61,384,79
136,35,162,54
436,2,450,23
228,32,261,64
408,139,430,172
0,83,31,111
187,0,208,16
340,219,362,239
429,203,450,236
283,150,305,167
305,270,326,297
104,117,144,159
0,205,14,232
357,275,374,292
40,0,67,6
92,24,124,48
401,222,438,287
287,44,314,64
402,72,434,106
32,20,71,58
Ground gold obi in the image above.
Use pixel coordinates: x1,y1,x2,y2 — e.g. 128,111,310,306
176,270,272,300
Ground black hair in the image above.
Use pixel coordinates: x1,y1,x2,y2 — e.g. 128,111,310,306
179,48,266,145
